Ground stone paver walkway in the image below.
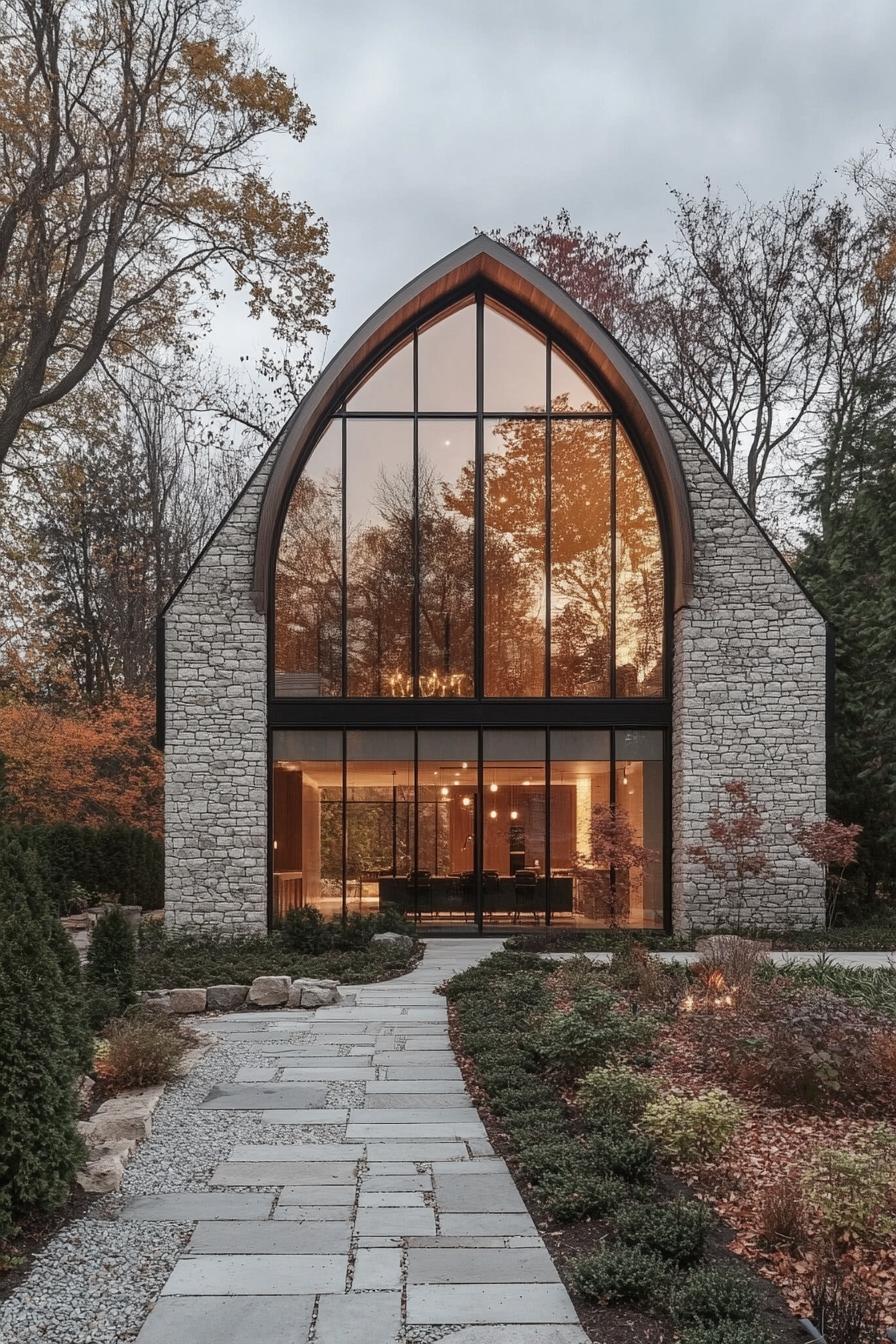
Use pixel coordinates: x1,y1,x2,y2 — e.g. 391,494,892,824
127,939,589,1344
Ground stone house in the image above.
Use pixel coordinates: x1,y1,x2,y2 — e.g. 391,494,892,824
159,238,827,934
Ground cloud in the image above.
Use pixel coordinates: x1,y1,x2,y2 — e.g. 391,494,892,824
213,0,895,370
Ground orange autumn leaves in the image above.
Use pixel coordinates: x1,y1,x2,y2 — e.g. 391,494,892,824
0,694,161,837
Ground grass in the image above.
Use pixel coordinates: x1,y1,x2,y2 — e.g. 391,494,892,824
774,959,896,1019
135,923,418,990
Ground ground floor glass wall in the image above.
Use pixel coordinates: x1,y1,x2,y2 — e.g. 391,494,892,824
271,728,665,929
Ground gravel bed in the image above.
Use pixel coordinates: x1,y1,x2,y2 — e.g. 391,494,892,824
0,1219,191,1344
0,1022,342,1343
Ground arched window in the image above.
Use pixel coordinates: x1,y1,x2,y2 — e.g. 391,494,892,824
273,294,665,700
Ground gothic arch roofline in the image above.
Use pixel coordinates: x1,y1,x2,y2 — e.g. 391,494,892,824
251,235,695,613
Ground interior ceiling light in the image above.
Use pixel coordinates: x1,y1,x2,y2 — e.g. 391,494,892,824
489,809,497,819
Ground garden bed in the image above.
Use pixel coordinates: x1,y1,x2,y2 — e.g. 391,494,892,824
507,923,896,953
445,946,896,1343
135,917,420,991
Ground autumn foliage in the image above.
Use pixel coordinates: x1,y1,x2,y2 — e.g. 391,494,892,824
0,694,161,837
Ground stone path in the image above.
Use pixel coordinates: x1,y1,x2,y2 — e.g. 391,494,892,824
126,939,589,1344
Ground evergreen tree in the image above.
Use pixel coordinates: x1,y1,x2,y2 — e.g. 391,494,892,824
85,904,137,1027
0,839,85,1235
798,371,896,906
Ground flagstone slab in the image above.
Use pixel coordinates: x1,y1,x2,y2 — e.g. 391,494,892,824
211,1161,357,1186
280,1067,377,1080
437,1214,539,1236
407,1248,560,1283
314,1290,402,1343
348,1122,486,1140
382,1067,464,1081
276,1185,356,1206
362,1141,470,1161
433,1174,527,1213
406,1282,579,1325
448,1329,590,1344
358,1190,427,1207
354,1207,437,1236
362,1173,433,1192
200,1084,326,1110
260,1109,347,1124
162,1253,348,1296
357,1094,473,1109
189,1220,351,1254
366,1079,467,1093
229,1143,365,1162
272,1206,355,1222
134,1294,315,1343
120,1192,275,1221
352,1247,403,1290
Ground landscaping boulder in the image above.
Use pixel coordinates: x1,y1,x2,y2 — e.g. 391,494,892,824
206,984,248,1011
371,931,414,954
289,977,340,1008
86,1095,154,1144
169,987,208,1014
248,974,291,1007
76,1152,126,1194
140,989,173,1014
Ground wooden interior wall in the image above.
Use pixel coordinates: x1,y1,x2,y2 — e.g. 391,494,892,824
272,767,302,871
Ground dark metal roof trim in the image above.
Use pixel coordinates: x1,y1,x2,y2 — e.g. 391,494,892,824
251,235,696,613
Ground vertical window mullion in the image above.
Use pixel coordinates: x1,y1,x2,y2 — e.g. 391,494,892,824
341,418,347,698
610,417,617,699
544,729,552,927
341,728,347,924
475,294,485,700
545,341,552,698
412,332,420,696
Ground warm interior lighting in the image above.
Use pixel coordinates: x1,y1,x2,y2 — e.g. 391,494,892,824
440,786,449,797
510,809,519,820
461,796,472,807
489,782,498,793
489,809,498,819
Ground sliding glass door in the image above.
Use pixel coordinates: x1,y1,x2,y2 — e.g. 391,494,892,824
271,727,666,931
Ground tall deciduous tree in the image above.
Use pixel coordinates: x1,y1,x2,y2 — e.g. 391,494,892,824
0,0,332,468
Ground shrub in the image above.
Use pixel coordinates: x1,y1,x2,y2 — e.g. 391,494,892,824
98,1013,189,1088
577,1063,659,1124
570,1243,669,1305
281,906,330,953
608,941,686,1007
539,1169,631,1222
535,990,659,1077
14,822,163,911
757,1173,807,1248
85,904,137,1027
810,1264,885,1344
673,1263,758,1323
0,836,85,1236
679,1328,776,1344
801,1127,896,1243
616,1196,711,1267
641,1089,743,1165
728,982,886,1109
583,1130,656,1183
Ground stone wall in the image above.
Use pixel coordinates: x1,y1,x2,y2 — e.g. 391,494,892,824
163,450,275,930
163,401,827,934
660,399,827,930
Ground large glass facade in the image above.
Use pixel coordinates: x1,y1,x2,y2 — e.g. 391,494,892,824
273,295,666,699
270,286,670,930
272,729,665,929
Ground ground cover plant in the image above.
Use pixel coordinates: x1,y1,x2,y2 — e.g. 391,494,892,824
445,950,802,1343
506,921,896,952
135,910,418,990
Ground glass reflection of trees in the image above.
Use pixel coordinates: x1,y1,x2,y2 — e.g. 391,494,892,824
274,298,665,698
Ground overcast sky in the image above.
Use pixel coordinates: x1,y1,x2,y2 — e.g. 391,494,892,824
211,0,896,374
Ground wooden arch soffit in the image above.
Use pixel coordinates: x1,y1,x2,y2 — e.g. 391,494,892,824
251,235,694,614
